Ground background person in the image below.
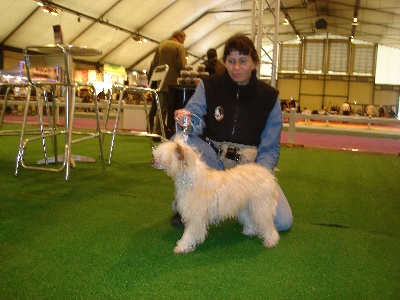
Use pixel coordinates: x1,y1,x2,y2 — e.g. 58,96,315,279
148,30,187,138
366,104,376,117
204,48,225,75
97,89,105,100
342,101,351,115
378,105,385,117
172,34,293,232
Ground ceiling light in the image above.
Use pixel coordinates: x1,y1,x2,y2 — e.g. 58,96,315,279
283,17,289,25
352,17,359,25
132,35,147,43
40,1,58,16
50,7,58,16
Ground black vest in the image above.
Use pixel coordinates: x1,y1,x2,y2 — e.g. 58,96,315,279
202,70,279,146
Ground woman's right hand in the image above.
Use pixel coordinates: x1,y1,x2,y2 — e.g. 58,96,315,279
174,109,192,128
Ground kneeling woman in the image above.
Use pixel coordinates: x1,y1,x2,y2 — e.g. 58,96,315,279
172,33,293,231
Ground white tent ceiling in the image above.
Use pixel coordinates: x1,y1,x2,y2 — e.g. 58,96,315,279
1,0,399,73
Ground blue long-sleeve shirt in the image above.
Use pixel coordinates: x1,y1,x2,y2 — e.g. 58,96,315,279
184,80,282,172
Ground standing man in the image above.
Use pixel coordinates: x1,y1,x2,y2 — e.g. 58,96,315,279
366,104,376,117
149,30,187,137
342,101,351,116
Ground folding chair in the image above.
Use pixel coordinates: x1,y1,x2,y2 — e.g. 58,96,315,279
0,82,37,136
15,44,105,181
104,64,169,164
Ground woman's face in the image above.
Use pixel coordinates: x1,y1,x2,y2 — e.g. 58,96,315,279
225,51,255,85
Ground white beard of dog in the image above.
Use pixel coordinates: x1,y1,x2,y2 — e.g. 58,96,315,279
152,137,279,254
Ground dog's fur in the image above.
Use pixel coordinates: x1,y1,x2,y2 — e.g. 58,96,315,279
152,136,279,253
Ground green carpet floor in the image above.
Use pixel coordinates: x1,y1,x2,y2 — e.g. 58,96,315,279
0,127,399,299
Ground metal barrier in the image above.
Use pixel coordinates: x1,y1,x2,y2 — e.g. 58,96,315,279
283,108,400,144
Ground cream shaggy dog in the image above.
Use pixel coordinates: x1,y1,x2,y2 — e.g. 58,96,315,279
152,136,279,254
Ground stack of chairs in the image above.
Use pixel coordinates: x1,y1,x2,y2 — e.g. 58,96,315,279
104,64,169,164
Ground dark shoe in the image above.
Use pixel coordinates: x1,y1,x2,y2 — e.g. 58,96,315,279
170,212,184,228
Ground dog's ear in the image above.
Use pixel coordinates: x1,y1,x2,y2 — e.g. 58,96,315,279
176,143,185,161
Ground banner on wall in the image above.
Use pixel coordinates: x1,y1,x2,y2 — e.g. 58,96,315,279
104,62,126,85
73,63,126,91
104,62,126,75
74,70,104,83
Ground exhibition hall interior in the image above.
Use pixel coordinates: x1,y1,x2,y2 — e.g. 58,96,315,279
0,0,399,299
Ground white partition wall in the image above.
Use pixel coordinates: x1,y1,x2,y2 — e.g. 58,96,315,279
277,36,399,113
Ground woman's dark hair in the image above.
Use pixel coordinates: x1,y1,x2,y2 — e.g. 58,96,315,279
223,34,259,64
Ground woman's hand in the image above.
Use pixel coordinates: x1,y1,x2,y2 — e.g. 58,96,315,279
174,109,192,128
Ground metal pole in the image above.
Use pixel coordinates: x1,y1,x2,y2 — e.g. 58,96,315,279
271,0,280,87
256,0,263,77
251,0,256,42
288,108,296,143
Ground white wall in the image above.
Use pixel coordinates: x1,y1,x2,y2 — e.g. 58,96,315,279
375,45,400,85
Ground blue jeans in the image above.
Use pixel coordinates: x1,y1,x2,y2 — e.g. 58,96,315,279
176,133,293,232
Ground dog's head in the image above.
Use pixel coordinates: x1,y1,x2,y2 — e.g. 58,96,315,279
152,135,199,177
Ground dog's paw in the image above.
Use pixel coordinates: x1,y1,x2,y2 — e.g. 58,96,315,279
174,243,195,254
263,230,280,248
